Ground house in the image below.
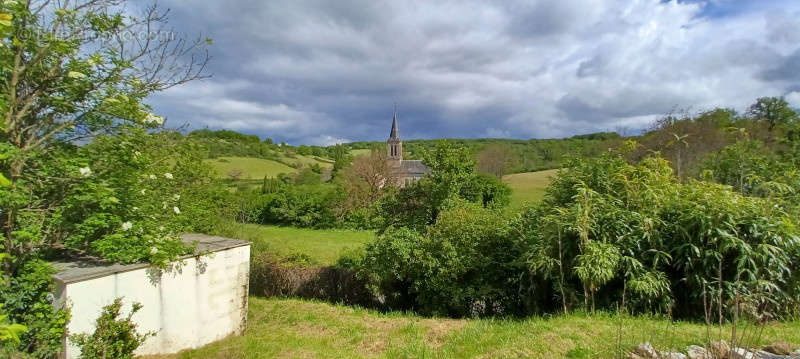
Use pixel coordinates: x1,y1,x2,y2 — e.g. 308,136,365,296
386,109,430,186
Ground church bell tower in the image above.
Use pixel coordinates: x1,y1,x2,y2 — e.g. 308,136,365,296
387,107,403,162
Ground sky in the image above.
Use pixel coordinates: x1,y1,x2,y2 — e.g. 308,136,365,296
147,0,800,145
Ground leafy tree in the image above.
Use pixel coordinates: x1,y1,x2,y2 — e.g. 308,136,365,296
476,143,517,178
380,141,510,230
328,144,352,177
0,1,210,355
336,148,397,214
747,97,798,131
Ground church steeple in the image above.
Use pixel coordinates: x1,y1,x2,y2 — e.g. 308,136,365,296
387,106,403,161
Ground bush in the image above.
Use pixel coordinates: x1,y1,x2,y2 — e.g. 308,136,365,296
360,201,528,317
237,185,340,229
522,152,800,319
0,259,70,358
249,253,375,307
70,298,154,359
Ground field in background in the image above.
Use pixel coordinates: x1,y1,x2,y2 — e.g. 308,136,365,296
350,148,372,157
155,297,800,359
206,154,334,180
223,223,374,265
206,157,296,179
503,169,558,209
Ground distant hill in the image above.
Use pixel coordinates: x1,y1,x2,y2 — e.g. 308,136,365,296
188,129,622,175
345,132,622,173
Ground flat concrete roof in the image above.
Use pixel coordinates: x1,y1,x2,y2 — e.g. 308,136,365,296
52,233,250,284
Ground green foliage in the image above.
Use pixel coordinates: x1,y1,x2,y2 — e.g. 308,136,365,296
521,151,800,318
70,298,154,359
329,144,353,177
459,173,512,209
0,254,26,345
239,185,340,229
346,134,622,173
0,259,70,358
0,304,25,344
360,202,527,317
747,97,799,130
379,141,512,231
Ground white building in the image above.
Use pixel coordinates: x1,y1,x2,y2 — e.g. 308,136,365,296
52,233,250,358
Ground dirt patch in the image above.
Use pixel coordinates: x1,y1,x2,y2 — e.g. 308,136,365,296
422,319,467,347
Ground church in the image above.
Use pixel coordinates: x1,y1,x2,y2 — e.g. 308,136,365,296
386,110,430,186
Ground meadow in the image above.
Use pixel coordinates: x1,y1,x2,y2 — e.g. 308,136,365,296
222,223,374,266
503,169,558,209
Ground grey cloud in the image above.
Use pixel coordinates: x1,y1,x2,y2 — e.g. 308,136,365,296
148,0,800,145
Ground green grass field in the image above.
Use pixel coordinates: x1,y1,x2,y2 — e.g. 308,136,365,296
503,169,558,209
207,155,335,180
154,297,800,359
277,153,334,168
223,223,374,265
206,156,296,179
350,148,372,157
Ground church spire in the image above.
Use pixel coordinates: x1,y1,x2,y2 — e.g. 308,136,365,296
387,105,402,161
389,105,399,140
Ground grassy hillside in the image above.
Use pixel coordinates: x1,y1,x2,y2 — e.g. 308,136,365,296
277,153,334,168
350,148,372,157
503,169,558,209
154,297,800,359
346,133,622,173
206,156,297,179
223,223,374,265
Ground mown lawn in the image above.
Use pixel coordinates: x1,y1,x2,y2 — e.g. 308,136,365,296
153,297,800,359
223,223,374,265
503,169,558,209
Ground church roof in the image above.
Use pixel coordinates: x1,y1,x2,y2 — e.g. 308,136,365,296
400,160,430,175
388,111,400,140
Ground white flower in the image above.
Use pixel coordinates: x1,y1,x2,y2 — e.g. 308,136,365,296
140,189,146,195
164,173,173,179
150,247,159,255
148,174,156,180
158,226,165,231
78,166,92,177
121,221,133,231
173,206,181,215
142,113,164,126
134,151,142,157
132,207,139,211
173,194,180,200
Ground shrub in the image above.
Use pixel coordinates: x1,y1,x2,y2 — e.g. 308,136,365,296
70,298,154,359
360,201,528,317
0,259,70,358
249,253,375,307
521,152,800,319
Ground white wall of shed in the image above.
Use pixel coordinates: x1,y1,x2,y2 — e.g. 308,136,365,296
59,245,249,358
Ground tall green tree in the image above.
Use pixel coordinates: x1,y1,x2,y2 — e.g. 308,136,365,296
747,97,798,130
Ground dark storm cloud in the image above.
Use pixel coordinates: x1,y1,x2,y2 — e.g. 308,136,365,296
149,0,800,145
